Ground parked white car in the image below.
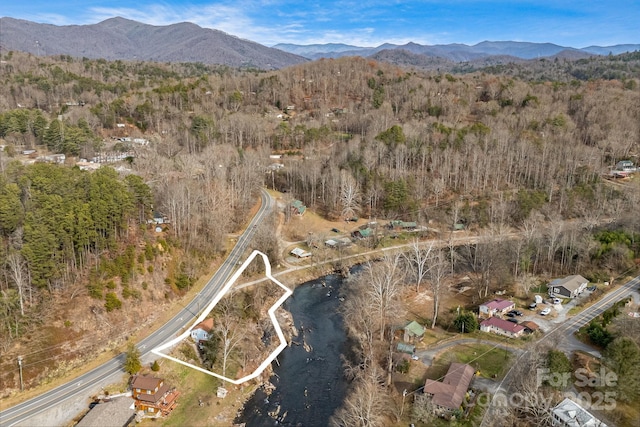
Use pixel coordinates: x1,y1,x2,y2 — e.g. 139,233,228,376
540,307,552,316
552,298,562,304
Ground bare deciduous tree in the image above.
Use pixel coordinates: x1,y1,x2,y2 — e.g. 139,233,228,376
364,253,406,341
214,297,245,378
427,248,448,328
340,170,361,220
6,252,28,316
403,239,434,293
330,366,389,427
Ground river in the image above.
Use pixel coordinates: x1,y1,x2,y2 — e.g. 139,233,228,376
236,272,352,426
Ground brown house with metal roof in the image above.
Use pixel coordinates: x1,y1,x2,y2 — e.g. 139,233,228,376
423,363,475,414
130,375,179,417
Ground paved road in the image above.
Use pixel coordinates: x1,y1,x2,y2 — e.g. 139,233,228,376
0,189,275,427
479,274,640,427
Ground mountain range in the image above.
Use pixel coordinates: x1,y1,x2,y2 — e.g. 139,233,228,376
0,16,638,69
273,41,640,62
0,17,307,69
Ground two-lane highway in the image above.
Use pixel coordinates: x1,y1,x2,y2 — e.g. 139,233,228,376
0,189,274,427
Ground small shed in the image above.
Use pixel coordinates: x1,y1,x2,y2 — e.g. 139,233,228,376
520,320,540,334
291,247,312,258
397,342,416,354
351,227,373,239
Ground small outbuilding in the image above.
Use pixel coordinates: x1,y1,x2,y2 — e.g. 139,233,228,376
396,342,416,354
520,320,541,334
291,247,312,258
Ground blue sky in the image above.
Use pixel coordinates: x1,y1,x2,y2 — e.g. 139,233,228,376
3,1,639,47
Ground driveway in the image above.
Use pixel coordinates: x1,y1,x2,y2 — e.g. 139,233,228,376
517,289,596,332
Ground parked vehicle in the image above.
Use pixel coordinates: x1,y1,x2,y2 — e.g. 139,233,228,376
505,312,516,318
507,318,519,323
552,298,562,304
509,310,524,316
528,302,537,309
540,307,551,316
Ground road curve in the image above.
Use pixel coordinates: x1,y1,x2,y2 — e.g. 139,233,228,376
0,189,275,427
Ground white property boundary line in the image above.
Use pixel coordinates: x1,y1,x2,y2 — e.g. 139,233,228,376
151,250,293,384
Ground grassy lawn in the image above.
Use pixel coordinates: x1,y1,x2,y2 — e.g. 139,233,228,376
136,362,258,427
427,343,513,380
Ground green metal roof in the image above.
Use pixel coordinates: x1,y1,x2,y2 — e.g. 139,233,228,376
397,342,416,354
291,199,306,213
404,320,425,337
358,228,372,237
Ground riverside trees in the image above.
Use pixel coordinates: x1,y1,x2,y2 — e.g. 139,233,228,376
1,50,639,400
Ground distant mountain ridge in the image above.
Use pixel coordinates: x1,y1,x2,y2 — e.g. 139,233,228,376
0,17,307,69
273,41,640,61
0,16,638,69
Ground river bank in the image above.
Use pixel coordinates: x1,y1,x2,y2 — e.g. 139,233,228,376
235,271,353,426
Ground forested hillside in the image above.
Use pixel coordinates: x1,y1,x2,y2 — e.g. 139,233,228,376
0,50,639,396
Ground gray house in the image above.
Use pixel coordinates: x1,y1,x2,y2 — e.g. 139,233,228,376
548,275,588,299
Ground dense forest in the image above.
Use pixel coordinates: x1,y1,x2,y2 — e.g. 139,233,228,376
0,49,639,419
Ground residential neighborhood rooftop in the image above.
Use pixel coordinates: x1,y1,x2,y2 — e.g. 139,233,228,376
131,375,163,391
480,316,526,334
76,397,135,427
552,397,607,427
549,275,588,292
423,362,475,410
481,298,515,311
193,318,214,332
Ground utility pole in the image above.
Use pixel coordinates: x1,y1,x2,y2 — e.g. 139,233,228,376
18,356,24,391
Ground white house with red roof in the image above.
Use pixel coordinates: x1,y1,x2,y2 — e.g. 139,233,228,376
479,298,515,318
480,317,525,338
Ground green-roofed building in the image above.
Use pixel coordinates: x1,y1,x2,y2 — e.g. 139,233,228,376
290,199,306,216
388,220,417,230
397,342,416,354
352,227,373,238
403,320,425,342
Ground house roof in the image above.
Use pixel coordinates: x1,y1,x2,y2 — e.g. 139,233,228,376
520,320,540,331
357,228,373,237
397,342,416,354
291,199,306,213
136,383,171,404
131,375,163,391
481,298,515,311
291,247,312,257
76,397,135,427
424,363,475,410
481,317,525,334
404,321,425,337
549,275,588,292
552,397,607,427
193,318,214,332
